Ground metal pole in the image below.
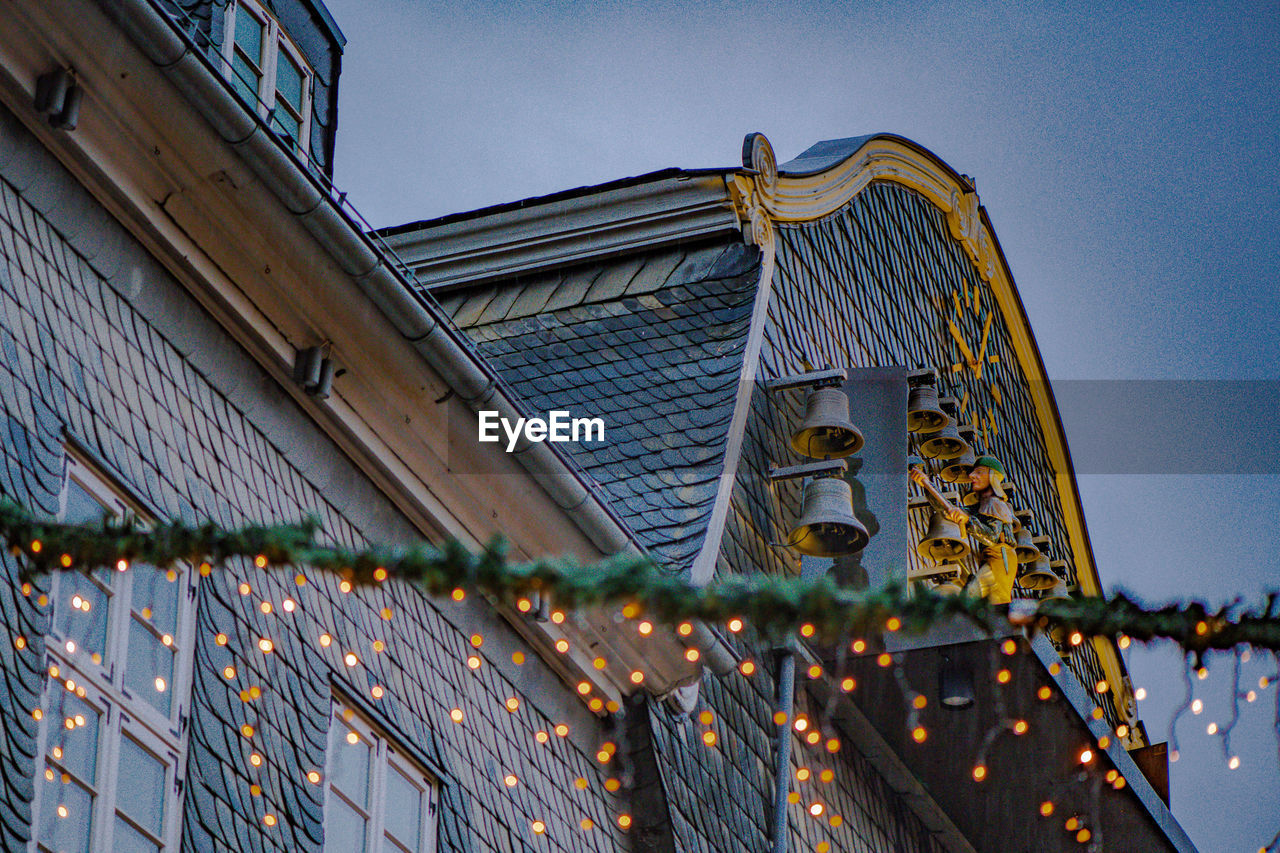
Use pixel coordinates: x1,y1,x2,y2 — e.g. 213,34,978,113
770,648,796,853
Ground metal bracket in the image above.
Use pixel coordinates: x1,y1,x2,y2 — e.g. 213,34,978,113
906,367,938,385
763,368,846,393
767,459,846,482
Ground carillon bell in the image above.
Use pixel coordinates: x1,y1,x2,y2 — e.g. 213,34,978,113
1014,527,1042,564
791,387,864,458
1042,562,1073,654
788,477,870,556
919,421,972,461
1017,551,1059,591
916,511,970,563
907,382,950,434
938,426,977,482
1042,577,1071,602
932,573,965,596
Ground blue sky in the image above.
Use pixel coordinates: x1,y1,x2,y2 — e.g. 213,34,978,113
324,1,1280,847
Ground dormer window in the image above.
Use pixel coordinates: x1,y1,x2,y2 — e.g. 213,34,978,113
222,0,312,154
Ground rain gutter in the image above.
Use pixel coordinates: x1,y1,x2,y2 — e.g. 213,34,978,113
99,0,634,555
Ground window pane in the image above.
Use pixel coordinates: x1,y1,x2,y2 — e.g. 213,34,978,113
233,7,263,66
113,816,161,853
64,478,109,524
325,795,367,853
52,572,111,666
231,54,262,104
37,768,94,853
125,619,174,717
329,723,370,808
46,690,100,783
115,737,166,837
273,110,301,146
383,765,422,850
275,53,303,112
131,564,181,636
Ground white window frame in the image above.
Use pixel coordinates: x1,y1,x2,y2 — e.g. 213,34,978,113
29,452,197,853
221,0,314,156
324,700,440,853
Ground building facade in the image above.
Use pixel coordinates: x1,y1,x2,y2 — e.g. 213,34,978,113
0,0,1192,851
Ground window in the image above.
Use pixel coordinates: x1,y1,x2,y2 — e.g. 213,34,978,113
325,701,439,853
31,454,196,853
222,0,312,152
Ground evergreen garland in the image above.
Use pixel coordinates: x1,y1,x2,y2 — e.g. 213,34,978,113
4,499,1278,656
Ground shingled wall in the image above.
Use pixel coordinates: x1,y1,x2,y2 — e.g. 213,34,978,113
0,103,623,852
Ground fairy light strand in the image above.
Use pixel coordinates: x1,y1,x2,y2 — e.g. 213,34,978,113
4,500,1280,654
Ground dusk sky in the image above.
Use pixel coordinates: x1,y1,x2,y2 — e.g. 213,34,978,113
323,1,1280,848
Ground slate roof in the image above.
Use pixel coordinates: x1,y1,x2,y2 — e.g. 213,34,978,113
432,240,761,573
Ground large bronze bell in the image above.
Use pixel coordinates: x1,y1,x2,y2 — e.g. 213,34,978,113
907,383,950,434
788,477,870,556
791,388,864,458
1017,552,1059,591
916,511,970,563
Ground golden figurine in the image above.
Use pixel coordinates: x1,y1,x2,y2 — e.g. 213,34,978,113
910,455,1018,604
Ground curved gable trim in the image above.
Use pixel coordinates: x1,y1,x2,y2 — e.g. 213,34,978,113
730,132,1107,611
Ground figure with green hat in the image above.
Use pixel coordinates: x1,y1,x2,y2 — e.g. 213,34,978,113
909,455,1019,604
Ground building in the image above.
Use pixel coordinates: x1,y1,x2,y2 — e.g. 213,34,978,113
0,0,1193,851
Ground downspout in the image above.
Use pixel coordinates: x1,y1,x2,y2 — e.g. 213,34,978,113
771,644,796,853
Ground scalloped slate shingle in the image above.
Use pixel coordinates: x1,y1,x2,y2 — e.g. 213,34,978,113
435,241,761,574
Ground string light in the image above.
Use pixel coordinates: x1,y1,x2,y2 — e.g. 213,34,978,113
740,660,756,676
972,764,987,781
